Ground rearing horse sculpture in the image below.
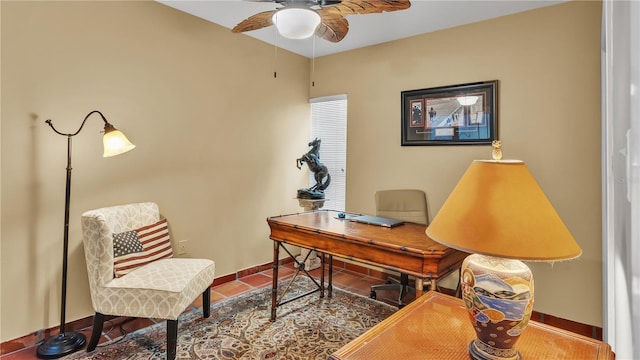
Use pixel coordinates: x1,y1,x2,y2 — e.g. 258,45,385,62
296,138,331,199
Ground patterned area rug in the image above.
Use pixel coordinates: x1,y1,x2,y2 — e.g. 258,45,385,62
66,278,396,359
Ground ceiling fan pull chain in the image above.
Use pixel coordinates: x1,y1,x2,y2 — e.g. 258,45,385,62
274,25,279,78
274,43,277,78
312,35,316,87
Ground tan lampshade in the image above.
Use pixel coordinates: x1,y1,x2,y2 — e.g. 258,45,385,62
426,160,582,261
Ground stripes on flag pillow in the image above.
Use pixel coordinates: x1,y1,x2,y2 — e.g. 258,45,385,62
113,218,174,278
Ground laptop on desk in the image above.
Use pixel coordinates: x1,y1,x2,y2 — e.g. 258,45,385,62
349,215,404,228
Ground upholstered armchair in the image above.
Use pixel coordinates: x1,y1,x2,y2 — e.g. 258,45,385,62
81,202,215,360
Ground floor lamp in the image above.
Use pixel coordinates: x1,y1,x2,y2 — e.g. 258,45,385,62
37,110,135,359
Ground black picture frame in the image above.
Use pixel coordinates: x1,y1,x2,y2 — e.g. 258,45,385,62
401,80,498,146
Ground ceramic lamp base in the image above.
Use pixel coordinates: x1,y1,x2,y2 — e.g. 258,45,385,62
461,254,534,360
468,339,522,360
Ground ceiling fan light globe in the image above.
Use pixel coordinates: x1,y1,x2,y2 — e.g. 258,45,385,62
272,8,321,39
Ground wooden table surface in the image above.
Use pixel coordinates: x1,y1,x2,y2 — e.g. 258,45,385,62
330,291,614,360
267,210,466,288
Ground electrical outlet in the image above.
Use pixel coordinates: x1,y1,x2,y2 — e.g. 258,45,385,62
178,240,188,255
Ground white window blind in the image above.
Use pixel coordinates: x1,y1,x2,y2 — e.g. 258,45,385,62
310,95,347,211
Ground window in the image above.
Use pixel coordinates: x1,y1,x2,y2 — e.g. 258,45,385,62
310,95,347,211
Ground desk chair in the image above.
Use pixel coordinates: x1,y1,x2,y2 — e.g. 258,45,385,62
370,189,428,307
81,202,216,360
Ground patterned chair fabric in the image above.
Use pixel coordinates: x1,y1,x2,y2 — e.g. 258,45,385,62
81,202,215,359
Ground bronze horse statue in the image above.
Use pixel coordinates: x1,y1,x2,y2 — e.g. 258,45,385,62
296,138,331,199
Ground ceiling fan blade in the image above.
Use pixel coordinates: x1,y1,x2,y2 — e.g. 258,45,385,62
232,10,276,33
316,10,349,42
331,0,410,15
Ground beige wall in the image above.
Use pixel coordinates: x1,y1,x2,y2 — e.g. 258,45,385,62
1,0,602,343
311,1,602,326
1,0,310,341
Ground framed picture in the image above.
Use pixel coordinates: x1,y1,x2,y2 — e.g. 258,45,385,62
401,80,498,146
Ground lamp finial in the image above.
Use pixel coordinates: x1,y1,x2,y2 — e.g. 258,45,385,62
492,140,502,160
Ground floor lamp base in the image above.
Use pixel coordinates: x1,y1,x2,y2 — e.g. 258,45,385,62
37,332,86,359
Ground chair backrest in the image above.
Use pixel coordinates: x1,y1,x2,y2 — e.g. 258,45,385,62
81,202,161,293
375,189,428,225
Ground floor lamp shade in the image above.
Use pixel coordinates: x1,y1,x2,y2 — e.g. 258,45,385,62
426,155,581,360
102,124,135,157
37,110,135,359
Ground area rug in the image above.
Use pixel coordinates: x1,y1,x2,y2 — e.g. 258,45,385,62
66,278,396,359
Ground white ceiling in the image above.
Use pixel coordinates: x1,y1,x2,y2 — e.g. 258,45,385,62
157,0,566,58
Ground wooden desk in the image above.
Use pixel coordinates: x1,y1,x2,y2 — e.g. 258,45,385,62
330,291,614,360
267,210,466,321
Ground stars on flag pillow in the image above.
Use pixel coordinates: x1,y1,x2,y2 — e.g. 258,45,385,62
112,218,174,278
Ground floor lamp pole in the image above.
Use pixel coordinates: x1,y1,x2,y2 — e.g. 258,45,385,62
37,135,86,359
37,111,135,359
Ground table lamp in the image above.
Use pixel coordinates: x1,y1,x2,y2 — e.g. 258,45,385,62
37,110,135,359
426,141,582,360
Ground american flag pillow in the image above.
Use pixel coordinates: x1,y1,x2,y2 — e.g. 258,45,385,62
113,218,174,278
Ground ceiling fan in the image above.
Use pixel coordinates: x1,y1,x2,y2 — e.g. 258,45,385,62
232,0,411,42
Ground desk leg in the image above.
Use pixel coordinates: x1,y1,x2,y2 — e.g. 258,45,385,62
270,241,279,322
415,278,424,297
328,254,333,298
320,252,325,298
